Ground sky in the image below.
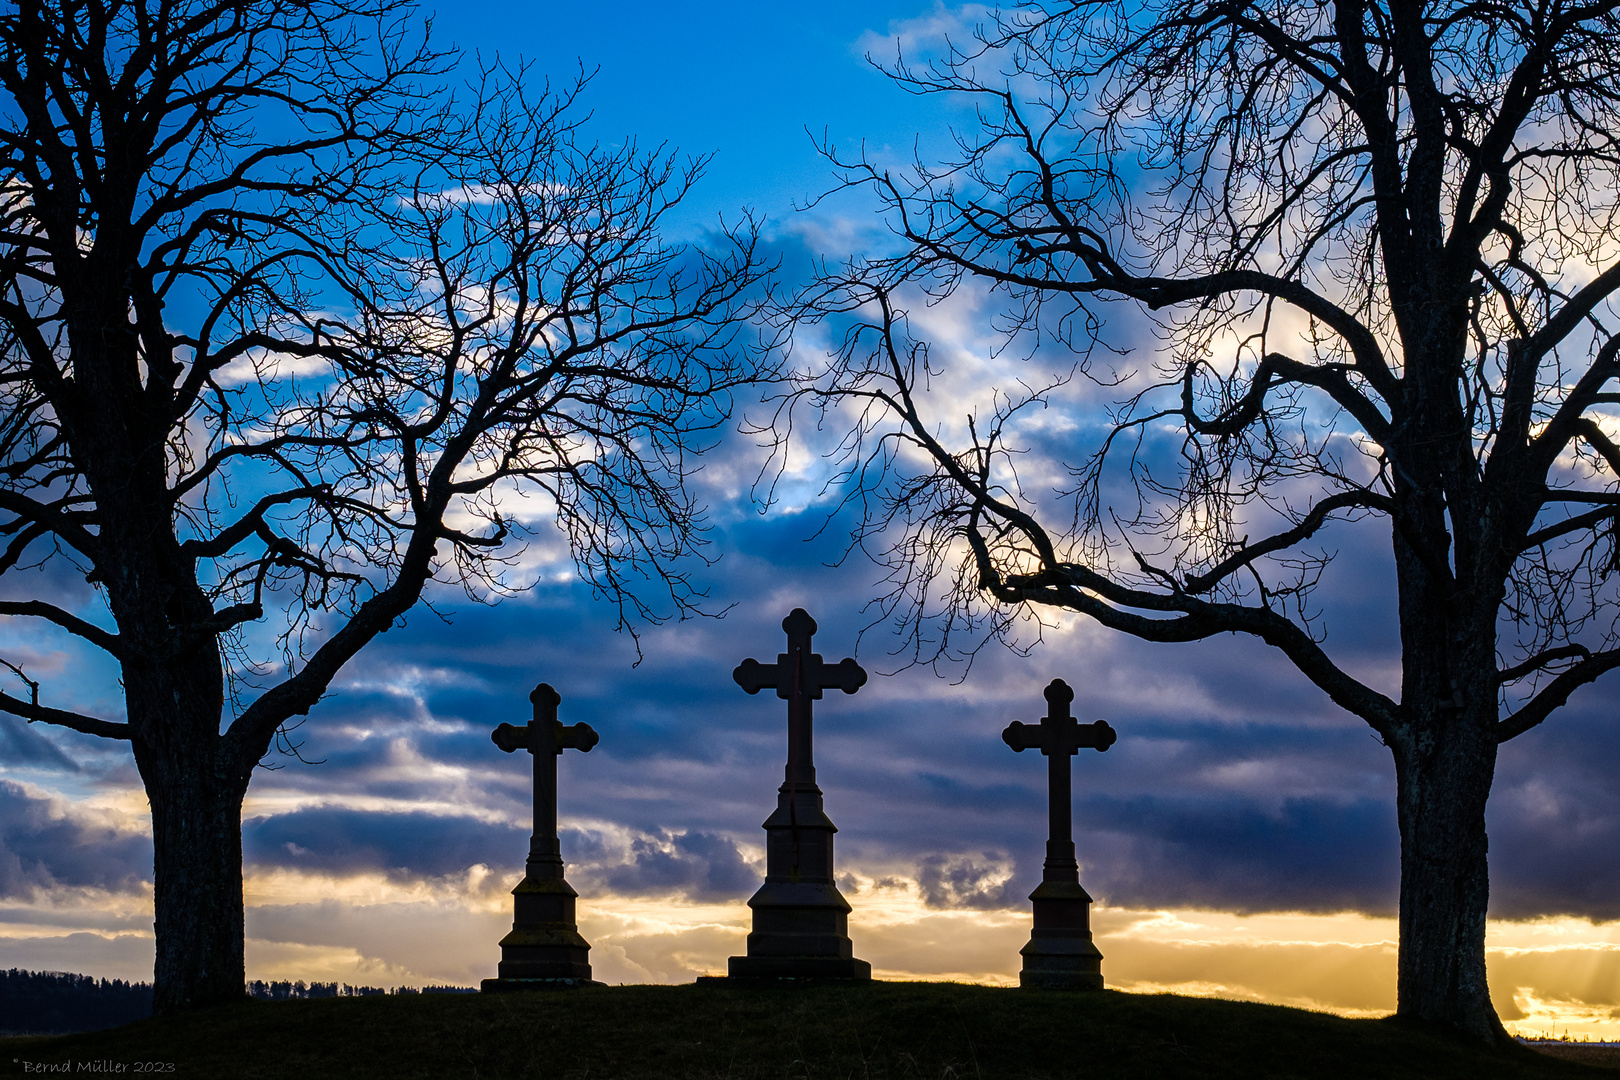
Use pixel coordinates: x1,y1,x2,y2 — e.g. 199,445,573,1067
2,0,1619,1041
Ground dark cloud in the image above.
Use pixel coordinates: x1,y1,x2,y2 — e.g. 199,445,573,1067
258,568,1614,923
1491,812,1620,922
1079,795,1401,915
590,830,757,901
1487,703,1620,920
0,716,81,772
243,807,525,879
0,781,150,897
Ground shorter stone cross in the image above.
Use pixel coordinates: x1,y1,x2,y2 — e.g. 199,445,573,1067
717,608,871,981
481,683,600,991
1002,677,1116,990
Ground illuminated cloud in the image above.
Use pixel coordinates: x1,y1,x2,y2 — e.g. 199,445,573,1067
592,830,759,902
0,781,150,898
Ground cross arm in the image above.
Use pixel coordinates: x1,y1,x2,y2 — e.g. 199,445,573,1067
1001,718,1118,754
492,723,530,753
555,721,599,752
733,658,778,695
814,656,868,695
491,720,599,754
1002,720,1043,753
1074,720,1117,752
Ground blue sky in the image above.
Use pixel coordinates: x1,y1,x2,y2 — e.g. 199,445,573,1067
2,0,1618,1038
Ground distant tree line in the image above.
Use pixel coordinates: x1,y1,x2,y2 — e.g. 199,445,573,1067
0,971,475,1034
245,980,474,999
0,970,151,1035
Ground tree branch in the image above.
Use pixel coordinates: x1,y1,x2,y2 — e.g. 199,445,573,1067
0,690,130,740
0,600,123,658
972,542,1399,740
1182,489,1393,594
1497,648,1620,741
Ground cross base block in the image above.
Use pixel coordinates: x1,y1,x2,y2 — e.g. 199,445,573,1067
1019,879,1104,990
708,955,873,982
481,977,603,992
490,873,594,984
722,881,873,981
1019,968,1105,990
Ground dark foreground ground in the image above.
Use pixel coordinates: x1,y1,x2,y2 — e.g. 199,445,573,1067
1,982,1614,1079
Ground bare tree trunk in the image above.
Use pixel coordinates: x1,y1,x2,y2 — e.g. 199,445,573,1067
1391,713,1505,1043
146,764,248,1014
127,657,251,1015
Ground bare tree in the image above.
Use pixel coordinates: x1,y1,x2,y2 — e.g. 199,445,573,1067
0,0,769,1013
776,0,1620,1045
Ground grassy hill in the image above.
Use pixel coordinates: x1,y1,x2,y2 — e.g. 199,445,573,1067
2,982,1613,1079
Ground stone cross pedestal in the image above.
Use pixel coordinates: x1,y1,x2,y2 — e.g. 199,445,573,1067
481,682,601,992
1002,677,1116,989
719,608,870,981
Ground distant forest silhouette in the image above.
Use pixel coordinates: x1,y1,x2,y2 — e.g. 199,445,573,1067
0,970,473,1034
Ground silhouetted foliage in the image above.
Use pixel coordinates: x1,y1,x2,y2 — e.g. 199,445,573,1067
0,969,152,1035
243,980,465,999
775,0,1620,1047
248,980,358,1000
0,0,770,1015
0,970,482,1034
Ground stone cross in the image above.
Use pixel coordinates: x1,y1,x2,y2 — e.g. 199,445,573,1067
715,608,871,982
481,683,600,991
1002,677,1116,990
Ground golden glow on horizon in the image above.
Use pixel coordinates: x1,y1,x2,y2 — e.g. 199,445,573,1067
221,868,1615,1039
4,869,1615,1039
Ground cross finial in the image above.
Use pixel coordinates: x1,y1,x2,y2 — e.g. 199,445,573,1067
734,608,868,700
733,608,867,789
492,683,599,755
783,607,816,649
1004,678,1115,756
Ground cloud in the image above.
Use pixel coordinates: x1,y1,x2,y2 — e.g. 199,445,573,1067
851,3,999,66
0,716,80,772
0,781,150,898
212,348,332,388
1487,707,1620,921
590,830,759,902
243,806,523,880
247,898,509,988
915,851,1019,910
1080,795,1401,916
0,932,155,983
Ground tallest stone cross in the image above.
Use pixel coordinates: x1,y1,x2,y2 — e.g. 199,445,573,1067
722,608,870,981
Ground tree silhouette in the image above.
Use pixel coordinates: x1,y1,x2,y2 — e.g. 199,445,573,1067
0,0,769,1013
777,0,1620,1044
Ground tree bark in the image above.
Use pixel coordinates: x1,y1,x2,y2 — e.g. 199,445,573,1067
1388,494,1510,1043
126,649,253,1015
145,755,250,1014
1390,713,1506,1043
